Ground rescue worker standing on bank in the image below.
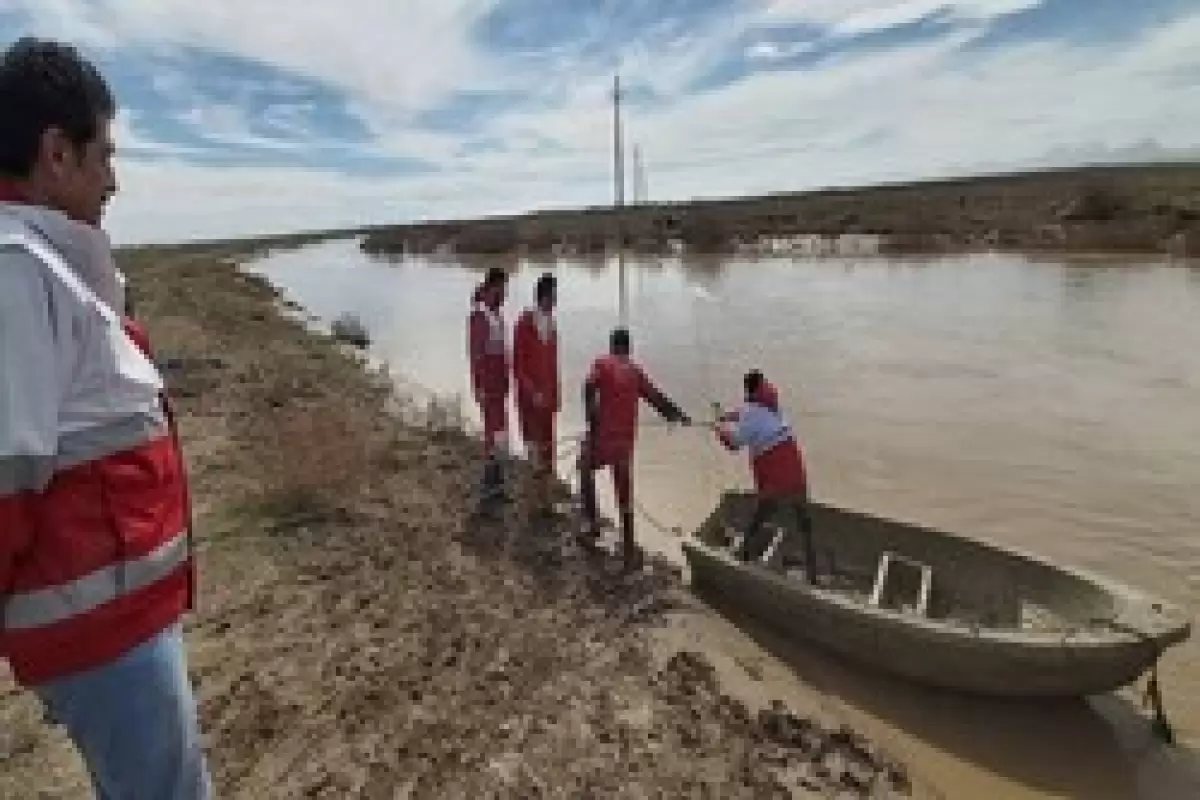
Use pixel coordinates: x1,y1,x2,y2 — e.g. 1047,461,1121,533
714,370,816,581
580,327,690,570
468,266,512,500
0,37,210,798
513,273,560,515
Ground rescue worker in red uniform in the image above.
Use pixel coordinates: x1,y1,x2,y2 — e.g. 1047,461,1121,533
512,273,559,516
0,37,209,797
468,267,511,500
714,370,816,581
580,327,690,570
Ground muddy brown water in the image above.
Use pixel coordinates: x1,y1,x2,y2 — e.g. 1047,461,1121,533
248,239,1200,798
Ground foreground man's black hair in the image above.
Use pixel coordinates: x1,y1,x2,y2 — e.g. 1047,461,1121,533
0,37,115,178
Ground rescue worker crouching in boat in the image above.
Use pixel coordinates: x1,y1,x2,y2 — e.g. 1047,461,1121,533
468,266,512,502
714,370,817,582
512,273,560,517
579,327,691,571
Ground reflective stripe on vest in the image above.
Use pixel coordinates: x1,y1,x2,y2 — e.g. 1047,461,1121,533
57,413,167,470
478,304,506,356
2,529,190,631
527,307,555,343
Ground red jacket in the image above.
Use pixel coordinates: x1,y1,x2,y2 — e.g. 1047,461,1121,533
468,293,508,400
586,354,673,460
512,307,559,412
0,211,193,686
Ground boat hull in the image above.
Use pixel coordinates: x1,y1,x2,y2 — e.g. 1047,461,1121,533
683,496,1190,698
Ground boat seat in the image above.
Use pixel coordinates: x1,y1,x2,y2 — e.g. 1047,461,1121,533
869,551,932,617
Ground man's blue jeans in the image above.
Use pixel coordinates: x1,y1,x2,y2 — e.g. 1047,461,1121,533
34,623,212,800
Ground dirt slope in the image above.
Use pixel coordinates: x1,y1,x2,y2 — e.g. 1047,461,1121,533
0,244,911,798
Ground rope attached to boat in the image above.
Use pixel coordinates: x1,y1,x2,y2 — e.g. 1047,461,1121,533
1093,618,1176,745
1143,663,1173,745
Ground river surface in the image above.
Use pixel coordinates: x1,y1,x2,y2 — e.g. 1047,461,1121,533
248,238,1200,799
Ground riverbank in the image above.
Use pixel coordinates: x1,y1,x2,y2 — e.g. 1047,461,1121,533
0,242,912,798
360,163,1200,258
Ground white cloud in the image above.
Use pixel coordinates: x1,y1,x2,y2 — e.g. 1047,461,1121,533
758,0,1043,32
7,0,1196,244
746,40,817,61
7,0,503,113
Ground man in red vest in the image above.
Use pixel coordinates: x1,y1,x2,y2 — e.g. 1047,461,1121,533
468,266,511,501
0,38,209,797
512,273,559,516
714,370,816,580
580,327,690,570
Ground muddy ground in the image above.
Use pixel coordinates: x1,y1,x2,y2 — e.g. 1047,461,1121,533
0,243,913,798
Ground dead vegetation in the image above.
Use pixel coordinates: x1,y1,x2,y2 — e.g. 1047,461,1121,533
0,242,912,798
362,163,1200,257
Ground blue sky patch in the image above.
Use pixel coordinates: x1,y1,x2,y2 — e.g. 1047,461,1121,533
476,0,739,57
99,47,372,148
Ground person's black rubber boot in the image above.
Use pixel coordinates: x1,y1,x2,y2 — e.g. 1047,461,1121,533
577,466,600,546
481,458,498,492
493,458,513,504
621,512,641,573
480,458,511,504
800,513,818,585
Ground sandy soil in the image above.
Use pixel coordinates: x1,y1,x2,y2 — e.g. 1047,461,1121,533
0,243,913,798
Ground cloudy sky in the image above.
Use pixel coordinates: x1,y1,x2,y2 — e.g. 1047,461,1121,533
3,0,1198,244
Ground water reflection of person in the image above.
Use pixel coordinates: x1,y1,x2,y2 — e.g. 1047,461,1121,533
713,370,816,580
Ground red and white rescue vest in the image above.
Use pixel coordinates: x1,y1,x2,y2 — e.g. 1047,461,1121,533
0,208,193,686
513,307,559,412
468,298,509,399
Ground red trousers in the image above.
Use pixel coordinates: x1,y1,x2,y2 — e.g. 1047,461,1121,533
580,439,633,511
518,402,555,470
479,394,508,455
753,439,808,498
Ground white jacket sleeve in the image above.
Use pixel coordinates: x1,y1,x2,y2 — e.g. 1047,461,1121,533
0,248,64,494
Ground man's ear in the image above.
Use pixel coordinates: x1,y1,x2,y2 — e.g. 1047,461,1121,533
39,126,75,177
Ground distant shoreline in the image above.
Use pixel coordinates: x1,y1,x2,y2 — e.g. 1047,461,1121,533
360,162,1200,259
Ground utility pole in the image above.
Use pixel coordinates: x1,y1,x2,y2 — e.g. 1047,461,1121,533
613,73,627,326
613,74,625,209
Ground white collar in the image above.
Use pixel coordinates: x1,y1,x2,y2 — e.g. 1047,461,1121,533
0,202,123,316
529,306,554,339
